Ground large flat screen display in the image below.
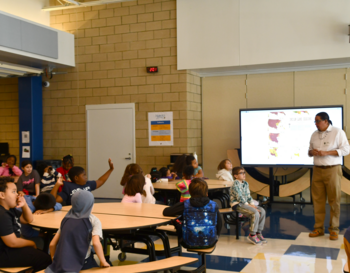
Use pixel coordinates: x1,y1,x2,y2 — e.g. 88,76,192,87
240,105,344,167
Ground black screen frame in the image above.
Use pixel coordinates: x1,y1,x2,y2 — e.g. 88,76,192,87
239,105,344,168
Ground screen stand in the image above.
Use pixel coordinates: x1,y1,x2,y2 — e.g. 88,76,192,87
269,167,274,203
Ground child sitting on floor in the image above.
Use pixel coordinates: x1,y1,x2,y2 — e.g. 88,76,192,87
0,155,22,177
16,191,62,249
159,167,176,181
17,160,41,196
37,163,62,193
230,166,267,245
51,158,114,206
186,155,204,178
121,164,155,204
163,178,222,249
176,165,194,202
0,177,52,272
47,190,109,273
56,154,74,182
216,159,233,181
121,174,146,203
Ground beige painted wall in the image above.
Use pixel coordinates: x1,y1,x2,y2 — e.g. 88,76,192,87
203,69,350,179
0,78,20,165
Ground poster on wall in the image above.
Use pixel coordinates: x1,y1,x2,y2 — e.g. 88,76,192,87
22,146,30,158
22,131,30,143
148,112,173,146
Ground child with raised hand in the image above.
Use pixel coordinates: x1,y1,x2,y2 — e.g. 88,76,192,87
121,164,155,204
0,177,52,272
0,155,22,177
122,174,146,203
51,158,114,206
216,159,234,181
163,178,222,249
176,165,194,202
16,191,62,249
47,190,109,273
56,154,74,182
159,167,176,181
230,166,267,245
17,160,41,196
186,155,203,178
37,163,62,193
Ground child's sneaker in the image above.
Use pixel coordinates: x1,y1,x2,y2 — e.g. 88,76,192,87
247,234,262,245
257,233,267,243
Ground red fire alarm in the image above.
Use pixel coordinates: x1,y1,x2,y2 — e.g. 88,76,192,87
147,66,158,73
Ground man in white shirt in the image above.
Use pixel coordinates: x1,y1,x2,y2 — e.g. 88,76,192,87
308,112,350,240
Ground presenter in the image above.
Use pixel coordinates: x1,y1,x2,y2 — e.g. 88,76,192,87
308,112,349,240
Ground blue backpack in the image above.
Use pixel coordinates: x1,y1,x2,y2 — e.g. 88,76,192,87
182,199,218,248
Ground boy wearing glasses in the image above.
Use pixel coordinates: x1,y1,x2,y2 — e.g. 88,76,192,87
230,167,267,245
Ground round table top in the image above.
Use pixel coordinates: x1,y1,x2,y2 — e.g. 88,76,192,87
61,202,174,219
30,210,173,231
153,180,231,190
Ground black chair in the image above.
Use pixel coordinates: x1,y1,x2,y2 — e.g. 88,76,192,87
35,160,62,170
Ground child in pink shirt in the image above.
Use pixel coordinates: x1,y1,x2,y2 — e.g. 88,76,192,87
175,166,194,202
121,174,145,203
0,155,22,177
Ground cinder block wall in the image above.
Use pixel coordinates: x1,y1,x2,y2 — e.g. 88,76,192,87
0,78,20,165
45,0,202,171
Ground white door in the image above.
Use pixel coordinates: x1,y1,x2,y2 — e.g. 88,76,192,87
86,103,135,199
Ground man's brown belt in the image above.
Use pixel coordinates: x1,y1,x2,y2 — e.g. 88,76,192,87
314,165,340,169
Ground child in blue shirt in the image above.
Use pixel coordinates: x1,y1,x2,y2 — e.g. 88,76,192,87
186,155,203,178
51,158,114,205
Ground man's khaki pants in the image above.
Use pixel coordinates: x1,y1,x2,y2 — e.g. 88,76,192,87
312,165,342,234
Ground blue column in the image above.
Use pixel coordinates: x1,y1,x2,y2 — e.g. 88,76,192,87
18,76,43,167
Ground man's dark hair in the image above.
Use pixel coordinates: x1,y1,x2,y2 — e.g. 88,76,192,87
316,112,332,125
0,177,15,193
183,165,194,179
21,160,32,168
33,192,56,210
68,166,85,183
189,178,208,198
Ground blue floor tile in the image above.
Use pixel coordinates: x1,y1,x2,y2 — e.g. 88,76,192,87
284,244,340,260
141,253,251,272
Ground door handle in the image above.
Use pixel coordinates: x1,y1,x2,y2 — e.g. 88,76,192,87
125,157,131,160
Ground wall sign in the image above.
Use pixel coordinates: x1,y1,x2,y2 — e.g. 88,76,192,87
148,112,173,146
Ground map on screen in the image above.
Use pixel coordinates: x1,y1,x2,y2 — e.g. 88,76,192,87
240,106,343,166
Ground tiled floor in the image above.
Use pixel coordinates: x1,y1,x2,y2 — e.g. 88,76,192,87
102,203,350,273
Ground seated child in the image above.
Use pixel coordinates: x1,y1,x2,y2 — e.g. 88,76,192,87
16,192,62,249
0,155,22,177
51,158,114,205
176,166,194,202
122,174,146,203
47,190,109,273
171,154,187,179
186,155,203,178
0,177,52,272
216,159,233,181
163,178,222,249
230,166,267,245
17,160,41,196
56,154,74,182
37,163,63,193
121,164,154,204
159,167,176,181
